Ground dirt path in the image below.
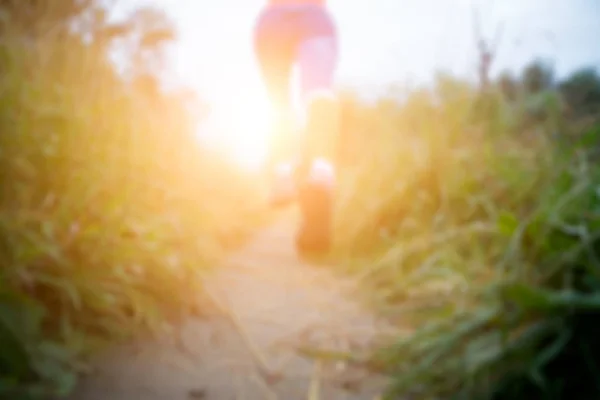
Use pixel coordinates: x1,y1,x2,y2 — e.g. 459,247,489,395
68,208,392,400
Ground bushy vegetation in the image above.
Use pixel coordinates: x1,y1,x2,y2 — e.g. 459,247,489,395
0,1,265,398
3,1,599,399
332,62,600,399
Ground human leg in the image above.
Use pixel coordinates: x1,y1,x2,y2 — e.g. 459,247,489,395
253,7,300,206
294,10,339,184
292,8,339,253
253,7,296,177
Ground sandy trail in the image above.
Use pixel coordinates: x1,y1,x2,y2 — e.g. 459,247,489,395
68,208,392,400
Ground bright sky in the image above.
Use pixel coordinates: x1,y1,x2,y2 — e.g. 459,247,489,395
114,0,600,168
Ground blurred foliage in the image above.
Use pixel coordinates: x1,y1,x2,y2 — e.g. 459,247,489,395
331,60,600,399
0,1,265,398
3,2,599,399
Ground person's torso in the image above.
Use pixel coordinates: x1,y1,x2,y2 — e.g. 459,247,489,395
268,0,325,6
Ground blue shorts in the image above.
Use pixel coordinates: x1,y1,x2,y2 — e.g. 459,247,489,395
253,5,338,109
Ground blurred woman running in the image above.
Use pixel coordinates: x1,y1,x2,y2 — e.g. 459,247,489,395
253,0,340,204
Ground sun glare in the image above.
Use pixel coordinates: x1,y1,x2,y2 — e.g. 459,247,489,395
225,101,272,170
199,92,273,171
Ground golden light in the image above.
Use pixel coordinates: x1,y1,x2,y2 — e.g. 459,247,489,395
198,90,274,172
226,103,272,170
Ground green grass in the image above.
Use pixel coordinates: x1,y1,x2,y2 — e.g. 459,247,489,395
2,4,600,399
329,75,600,399
0,25,268,398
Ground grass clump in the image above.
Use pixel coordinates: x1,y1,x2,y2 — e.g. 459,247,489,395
332,65,600,399
0,3,266,398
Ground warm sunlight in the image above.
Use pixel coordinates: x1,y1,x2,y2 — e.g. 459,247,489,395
196,88,274,171
221,96,273,170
